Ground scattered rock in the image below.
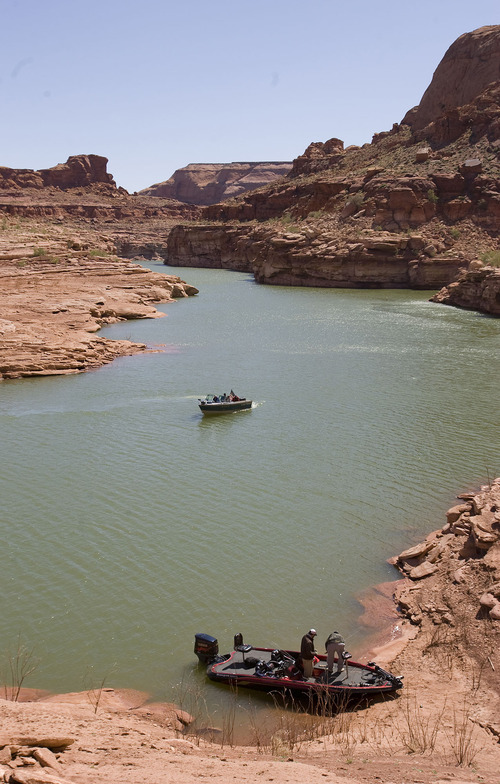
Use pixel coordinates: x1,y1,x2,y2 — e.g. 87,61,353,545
409,561,438,580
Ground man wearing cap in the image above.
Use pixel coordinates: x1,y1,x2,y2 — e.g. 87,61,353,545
300,628,317,678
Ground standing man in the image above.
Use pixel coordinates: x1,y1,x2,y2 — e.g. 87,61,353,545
325,631,346,674
300,628,317,678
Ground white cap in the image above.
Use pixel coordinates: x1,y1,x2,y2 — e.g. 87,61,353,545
309,629,317,635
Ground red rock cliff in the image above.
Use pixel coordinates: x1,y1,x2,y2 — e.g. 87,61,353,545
139,162,292,205
402,25,500,132
0,154,117,191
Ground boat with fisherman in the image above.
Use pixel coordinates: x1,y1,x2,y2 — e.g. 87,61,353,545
194,633,403,701
198,390,252,414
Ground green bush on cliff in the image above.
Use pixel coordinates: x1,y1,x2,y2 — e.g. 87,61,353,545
480,249,500,267
347,192,364,208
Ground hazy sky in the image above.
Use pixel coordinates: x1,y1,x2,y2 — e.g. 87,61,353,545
1,0,498,192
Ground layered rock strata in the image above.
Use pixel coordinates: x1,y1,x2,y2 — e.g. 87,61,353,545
0,154,199,225
0,155,118,191
430,263,500,314
167,222,465,288
139,162,292,205
0,223,198,380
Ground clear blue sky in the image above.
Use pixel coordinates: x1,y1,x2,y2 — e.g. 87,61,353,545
1,0,498,192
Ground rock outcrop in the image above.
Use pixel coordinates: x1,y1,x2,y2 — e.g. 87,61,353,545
0,156,199,226
393,477,500,634
289,138,345,177
139,161,292,205
402,26,500,133
168,222,465,289
0,221,198,380
430,262,500,314
0,155,117,191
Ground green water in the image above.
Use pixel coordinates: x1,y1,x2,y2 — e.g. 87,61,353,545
1,264,498,719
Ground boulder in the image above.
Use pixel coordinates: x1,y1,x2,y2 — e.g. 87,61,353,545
0,741,73,752
409,561,438,580
470,509,498,549
446,503,471,524
8,771,76,784
397,540,435,562
460,158,483,176
415,147,431,162
32,749,61,772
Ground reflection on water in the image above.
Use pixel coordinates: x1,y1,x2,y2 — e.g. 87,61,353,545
0,266,498,729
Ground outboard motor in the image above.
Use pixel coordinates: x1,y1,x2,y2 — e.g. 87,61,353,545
194,633,218,664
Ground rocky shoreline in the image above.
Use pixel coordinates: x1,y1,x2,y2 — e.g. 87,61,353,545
0,481,498,784
0,216,198,381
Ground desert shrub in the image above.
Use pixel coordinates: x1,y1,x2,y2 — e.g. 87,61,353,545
89,248,110,257
480,250,500,267
2,636,39,702
347,192,364,208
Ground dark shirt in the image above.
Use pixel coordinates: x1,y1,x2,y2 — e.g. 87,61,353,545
300,633,316,660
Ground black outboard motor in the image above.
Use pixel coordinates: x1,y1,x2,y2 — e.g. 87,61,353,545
194,633,219,664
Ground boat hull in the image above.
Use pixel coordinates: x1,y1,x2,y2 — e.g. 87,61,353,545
203,644,403,700
199,399,252,414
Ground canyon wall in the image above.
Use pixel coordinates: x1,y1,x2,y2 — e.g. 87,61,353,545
139,162,292,205
165,26,500,304
167,223,465,289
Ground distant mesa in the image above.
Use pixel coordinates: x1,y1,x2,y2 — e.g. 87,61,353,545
139,161,292,206
0,154,119,191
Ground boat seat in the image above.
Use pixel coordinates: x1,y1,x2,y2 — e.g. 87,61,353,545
235,643,253,660
233,633,252,661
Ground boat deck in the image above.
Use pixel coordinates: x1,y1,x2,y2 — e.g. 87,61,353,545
208,646,397,693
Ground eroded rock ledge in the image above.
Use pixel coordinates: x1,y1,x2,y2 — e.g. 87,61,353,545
0,221,198,381
167,222,465,289
430,263,500,314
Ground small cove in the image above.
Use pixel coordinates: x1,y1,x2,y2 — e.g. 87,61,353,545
0,263,498,728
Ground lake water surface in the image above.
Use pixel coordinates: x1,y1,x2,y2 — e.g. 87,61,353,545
1,264,498,723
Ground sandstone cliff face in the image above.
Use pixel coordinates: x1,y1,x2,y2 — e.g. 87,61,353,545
168,223,465,289
402,26,500,133
0,154,199,229
0,155,117,191
139,162,292,205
